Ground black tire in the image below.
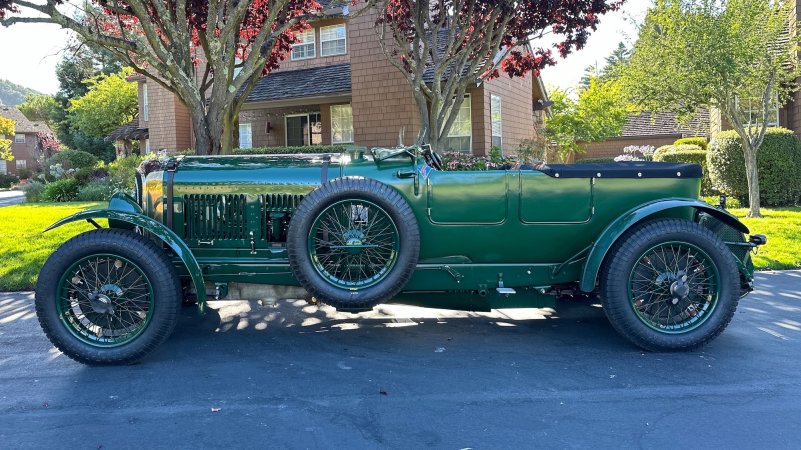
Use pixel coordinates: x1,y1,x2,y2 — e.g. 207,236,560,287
35,229,181,365
599,218,740,351
287,177,420,311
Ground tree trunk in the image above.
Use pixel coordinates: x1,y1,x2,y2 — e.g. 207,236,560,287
743,143,762,218
190,112,223,156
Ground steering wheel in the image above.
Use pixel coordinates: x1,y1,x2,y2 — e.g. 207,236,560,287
422,145,444,171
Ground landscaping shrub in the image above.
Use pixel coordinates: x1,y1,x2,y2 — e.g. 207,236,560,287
77,179,115,201
652,144,703,161
674,137,708,150
106,155,143,194
653,148,713,195
574,156,616,164
440,151,516,170
42,179,81,202
16,167,33,180
21,181,45,202
45,149,98,171
232,145,348,155
0,174,19,189
708,128,801,206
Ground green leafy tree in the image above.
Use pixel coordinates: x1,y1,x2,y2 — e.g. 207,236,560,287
17,94,58,125
68,67,138,138
623,0,800,218
0,115,15,161
546,77,632,159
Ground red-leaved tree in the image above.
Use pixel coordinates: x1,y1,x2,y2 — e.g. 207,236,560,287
370,0,621,151
1,0,323,154
36,131,61,160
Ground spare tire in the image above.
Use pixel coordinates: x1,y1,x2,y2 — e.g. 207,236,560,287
287,177,420,311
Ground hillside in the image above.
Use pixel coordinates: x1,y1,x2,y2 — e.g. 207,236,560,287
0,79,42,106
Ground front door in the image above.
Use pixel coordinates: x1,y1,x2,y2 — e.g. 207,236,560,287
286,113,322,146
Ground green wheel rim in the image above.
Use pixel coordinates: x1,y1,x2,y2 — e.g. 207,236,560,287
627,241,720,334
307,199,400,290
57,254,155,347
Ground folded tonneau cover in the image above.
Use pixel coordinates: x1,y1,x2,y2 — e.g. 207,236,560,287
538,162,702,179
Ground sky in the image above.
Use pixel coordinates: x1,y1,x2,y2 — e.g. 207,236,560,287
0,0,651,96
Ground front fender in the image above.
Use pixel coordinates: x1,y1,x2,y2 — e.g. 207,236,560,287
579,198,749,292
45,208,207,313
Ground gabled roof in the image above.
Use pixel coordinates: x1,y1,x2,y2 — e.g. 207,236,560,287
0,106,52,134
106,117,149,141
621,110,709,138
246,63,351,103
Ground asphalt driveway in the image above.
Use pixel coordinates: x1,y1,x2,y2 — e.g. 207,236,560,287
0,190,24,207
1,271,800,449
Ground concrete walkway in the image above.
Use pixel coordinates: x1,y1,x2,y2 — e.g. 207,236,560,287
0,190,24,207
1,271,800,448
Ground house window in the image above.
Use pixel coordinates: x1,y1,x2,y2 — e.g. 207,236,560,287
239,123,253,149
291,29,316,60
15,134,25,144
142,83,149,122
0,160,6,175
331,104,354,144
145,139,151,154
320,24,347,57
740,97,779,127
16,159,26,170
491,94,503,150
443,95,472,153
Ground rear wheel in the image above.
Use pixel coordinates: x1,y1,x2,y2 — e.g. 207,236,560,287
600,219,740,351
35,229,181,365
287,177,420,311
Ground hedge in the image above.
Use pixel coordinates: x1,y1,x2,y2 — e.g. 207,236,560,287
674,137,708,150
42,178,81,202
653,144,703,161
0,174,19,189
653,148,713,195
232,145,350,155
45,149,98,170
574,156,617,164
708,128,801,206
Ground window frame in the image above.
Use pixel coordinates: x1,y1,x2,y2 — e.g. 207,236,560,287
16,159,26,169
738,96,780,128
239,122,253,149
291,28,317,61
320,24,347,57
142,83,149,122
285,112,323,146
144,138,151,154
444,94,473,153
490,94,503,151
14,134,25,144
330,104,354,144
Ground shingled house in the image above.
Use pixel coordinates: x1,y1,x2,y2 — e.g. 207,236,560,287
120,4,550,156
0,106,52,175
579,110,710,160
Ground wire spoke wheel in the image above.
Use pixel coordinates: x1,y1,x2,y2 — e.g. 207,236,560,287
57,254,154,347
628,241,720,334
308,199,400,289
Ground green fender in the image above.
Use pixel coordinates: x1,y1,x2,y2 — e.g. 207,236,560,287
44,193,207,313
579,198,750,293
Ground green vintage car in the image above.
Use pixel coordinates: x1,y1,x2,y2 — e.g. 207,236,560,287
36,145,764,364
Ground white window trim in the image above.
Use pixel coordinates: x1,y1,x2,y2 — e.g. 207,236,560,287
145,138,151,154
16,159,26,169
14,134,25,144
291,29,316,61
320,24,347,57
737,96,779,128
444,94,472,153
491,94,503,151
0,160,6,175
142,83,149,122
285,112,322,146
330,104,354,144
239,123,253,149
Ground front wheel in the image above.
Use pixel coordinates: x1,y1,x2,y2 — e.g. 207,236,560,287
35,229,181,365
600,219,740,351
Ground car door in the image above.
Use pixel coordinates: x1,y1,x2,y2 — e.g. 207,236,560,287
519,171,593,223
426,170,508,224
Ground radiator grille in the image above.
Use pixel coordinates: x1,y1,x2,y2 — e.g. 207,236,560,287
183,194,247,240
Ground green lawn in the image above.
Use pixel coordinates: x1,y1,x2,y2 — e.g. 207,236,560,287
0,203,798,292
728,207,801,271
0,202,106,291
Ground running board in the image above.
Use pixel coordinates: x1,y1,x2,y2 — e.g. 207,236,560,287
496,287,516,295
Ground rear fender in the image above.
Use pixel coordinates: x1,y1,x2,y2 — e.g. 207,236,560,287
44,195,206,313
579,198,749,292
